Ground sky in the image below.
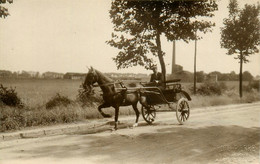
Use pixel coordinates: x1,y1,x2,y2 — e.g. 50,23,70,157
0,0,259,76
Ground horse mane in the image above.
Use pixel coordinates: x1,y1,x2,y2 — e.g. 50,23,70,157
94,69,114,83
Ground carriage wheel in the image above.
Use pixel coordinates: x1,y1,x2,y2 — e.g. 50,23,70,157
141,105,156,124
176,98,190,125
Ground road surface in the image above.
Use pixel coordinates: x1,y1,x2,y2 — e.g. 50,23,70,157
1,103,259,164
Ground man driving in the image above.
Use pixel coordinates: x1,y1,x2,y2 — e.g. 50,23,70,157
150,65,162,83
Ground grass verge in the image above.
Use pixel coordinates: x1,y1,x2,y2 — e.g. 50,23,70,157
0,83,259,132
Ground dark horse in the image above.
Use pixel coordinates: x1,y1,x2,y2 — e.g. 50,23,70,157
83,67,140,130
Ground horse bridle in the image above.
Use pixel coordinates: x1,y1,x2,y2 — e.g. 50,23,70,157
82,72,96,93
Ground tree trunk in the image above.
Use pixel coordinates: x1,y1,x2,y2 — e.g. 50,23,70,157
153,4,166,87
155,31,166,87
194,37,197,95
239,51,243,98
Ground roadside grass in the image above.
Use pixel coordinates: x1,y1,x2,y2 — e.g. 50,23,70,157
190,82,259,108
0,104,94,131
0,103,137,132
190,92,260,108
0,78,259,132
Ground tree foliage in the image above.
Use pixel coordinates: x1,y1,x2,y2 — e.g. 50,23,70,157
242,71,253,81
107,0,218,81
0,0,13,18
220,0,260,97
220,0,260,62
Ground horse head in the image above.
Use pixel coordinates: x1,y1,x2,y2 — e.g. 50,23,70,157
83,67,98,94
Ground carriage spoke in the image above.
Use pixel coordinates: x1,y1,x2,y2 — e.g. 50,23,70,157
142,105,156,124
181,115,184,122
184,113,188,120
183,114,187,121
178,113,182,119
179,104,183,110
180,115,182,121
176,98,190,124
145,114,150,120
181,102,185,108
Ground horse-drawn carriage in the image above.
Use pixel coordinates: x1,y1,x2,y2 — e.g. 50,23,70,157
83,67,191,130
139,79,191,125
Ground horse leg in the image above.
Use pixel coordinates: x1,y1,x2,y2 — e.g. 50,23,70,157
132,103,139,128
114,106,119,130
98,103,112,118
140,95,149,108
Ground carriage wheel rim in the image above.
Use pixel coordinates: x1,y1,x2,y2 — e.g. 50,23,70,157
142,105,156,124
176,98,190,124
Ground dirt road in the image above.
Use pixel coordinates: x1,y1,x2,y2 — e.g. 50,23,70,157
1,103,259,164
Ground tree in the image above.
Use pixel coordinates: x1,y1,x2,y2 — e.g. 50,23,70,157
0,0,13,18
19,71,30,78
229,71,238,81
107,0,218,83
243,71,253,81
220,0,260,97
196,71,205,83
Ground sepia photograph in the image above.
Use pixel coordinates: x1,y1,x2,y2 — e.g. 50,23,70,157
0,0,259,163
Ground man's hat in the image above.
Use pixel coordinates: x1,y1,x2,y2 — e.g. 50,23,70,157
152,65,157,70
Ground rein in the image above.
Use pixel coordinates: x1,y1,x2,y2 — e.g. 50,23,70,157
93,81,125,88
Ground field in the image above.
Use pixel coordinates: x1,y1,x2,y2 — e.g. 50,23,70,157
0,78,82,107
0,78,259,132
0,78,258,110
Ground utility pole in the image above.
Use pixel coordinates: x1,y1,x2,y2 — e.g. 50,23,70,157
194,32,197,95
172,40,176,74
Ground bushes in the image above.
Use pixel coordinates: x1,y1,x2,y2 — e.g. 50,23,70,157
195,82,227,96
0,105,94,132
45,93,73,109
244,80,259,92
0,107,26,131
0,84,24,108
77,88,102,107
0,86,104,131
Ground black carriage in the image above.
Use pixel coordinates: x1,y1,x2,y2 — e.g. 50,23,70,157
140,79,191,125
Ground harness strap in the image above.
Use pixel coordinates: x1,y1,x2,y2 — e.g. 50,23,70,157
93,82,115,87
93,81,126,88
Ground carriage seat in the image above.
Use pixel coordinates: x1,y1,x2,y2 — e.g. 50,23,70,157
164,79,181,83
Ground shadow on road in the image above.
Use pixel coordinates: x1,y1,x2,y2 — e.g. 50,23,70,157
12,125,260,164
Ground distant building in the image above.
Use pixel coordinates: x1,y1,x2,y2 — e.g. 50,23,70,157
64,72,86,80
43,72,64,79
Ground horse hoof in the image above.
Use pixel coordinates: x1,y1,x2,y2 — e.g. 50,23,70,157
111,127,117,131
110,128,116,132
132,123,138,128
